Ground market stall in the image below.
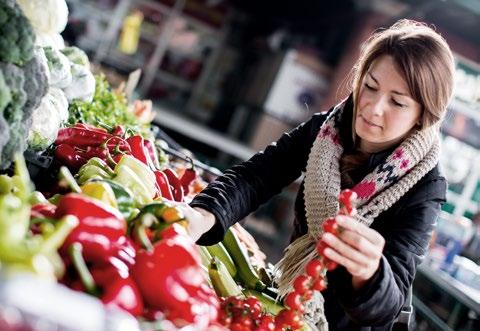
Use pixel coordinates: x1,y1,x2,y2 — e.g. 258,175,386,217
0,2,365,330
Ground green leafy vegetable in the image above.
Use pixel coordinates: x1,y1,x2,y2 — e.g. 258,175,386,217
68,74,141,132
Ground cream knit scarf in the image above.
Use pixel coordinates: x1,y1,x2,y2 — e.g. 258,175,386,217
274,98,441,330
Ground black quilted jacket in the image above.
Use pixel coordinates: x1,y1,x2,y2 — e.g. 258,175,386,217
191,98,447,330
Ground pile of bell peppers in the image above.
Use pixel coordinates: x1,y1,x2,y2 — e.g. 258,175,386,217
54,123,198,203
47,122,218,327
132,222,219,328
30,179,219,327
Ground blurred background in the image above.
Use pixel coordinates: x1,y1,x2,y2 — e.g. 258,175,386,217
62,1,479,329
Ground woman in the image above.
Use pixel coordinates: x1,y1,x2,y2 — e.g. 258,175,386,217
179,19,455,330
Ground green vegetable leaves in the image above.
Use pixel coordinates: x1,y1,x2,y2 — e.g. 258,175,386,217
68,74,140,133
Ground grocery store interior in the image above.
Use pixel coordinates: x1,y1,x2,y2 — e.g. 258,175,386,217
1,0,480,330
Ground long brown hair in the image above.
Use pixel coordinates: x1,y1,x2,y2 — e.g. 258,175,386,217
341,19,455,187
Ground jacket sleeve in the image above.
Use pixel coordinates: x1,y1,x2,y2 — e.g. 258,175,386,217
330,174,447,326
191,113,327,245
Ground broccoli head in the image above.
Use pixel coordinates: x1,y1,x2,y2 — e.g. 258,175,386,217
0,62,27,169
0,0,35,66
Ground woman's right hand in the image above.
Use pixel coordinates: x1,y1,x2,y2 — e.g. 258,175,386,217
170,202,216,242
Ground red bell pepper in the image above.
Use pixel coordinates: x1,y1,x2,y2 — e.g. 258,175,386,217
132,223,218,327
91,263,143,316
163,168,184,202
67,233,137,267
180,158,197,195
112,125,125,137
55,144,88,170
69,243,144,317
55,194,130,265
143,139,160,170
126,135,151,166
154,170,174,201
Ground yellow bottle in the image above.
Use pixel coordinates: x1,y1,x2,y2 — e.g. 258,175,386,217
118,10,144,55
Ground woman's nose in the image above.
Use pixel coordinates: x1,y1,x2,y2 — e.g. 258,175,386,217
369,95,388,116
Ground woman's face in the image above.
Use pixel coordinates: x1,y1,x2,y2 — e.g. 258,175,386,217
355,55,422,153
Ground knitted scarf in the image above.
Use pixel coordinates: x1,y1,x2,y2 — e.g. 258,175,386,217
274,98,441,330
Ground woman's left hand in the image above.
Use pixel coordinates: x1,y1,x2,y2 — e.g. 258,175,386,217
321,215,386,290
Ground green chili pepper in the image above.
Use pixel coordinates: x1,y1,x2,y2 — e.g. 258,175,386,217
48,194,62,206
84,157,115,177
76,165,111,185
0,194,30,246
29,191,48,205
0,175,13,194
59,166,82,193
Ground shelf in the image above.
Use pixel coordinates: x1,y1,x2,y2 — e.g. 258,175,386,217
155,70,194,90
67,0,114,21
136,0,172,16
153,106,256,161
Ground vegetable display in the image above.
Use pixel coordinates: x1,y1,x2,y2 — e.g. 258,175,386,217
0,1,336,330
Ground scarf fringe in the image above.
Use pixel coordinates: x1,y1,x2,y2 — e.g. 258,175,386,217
274,234,318,297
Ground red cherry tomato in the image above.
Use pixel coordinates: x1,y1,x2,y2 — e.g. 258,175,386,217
312,277,327,291
305,259,323,278
284,292,303,311
275,309,303,330
245,296,262,320
322,217,338,235
257,314,275,331
325,260,338,271
293,275,311,295
316,240,329,256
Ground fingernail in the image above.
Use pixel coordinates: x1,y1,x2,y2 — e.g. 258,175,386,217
322,232,332,241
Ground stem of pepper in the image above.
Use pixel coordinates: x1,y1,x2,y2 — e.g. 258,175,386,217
69,243,100,296
114,143,126,155
102,138,121,168
97,121,114,132
134,214,157,251
134,224,154,251
39,215,79,254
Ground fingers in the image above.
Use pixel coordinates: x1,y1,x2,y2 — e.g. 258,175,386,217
322,232,370,266
322,246,374,277
320,215,385,280
335,215,385,248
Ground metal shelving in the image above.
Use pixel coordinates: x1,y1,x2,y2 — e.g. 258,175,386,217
66,0,229,113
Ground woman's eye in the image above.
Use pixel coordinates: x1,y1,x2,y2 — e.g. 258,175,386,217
392,99,405,108
364,83,376,91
